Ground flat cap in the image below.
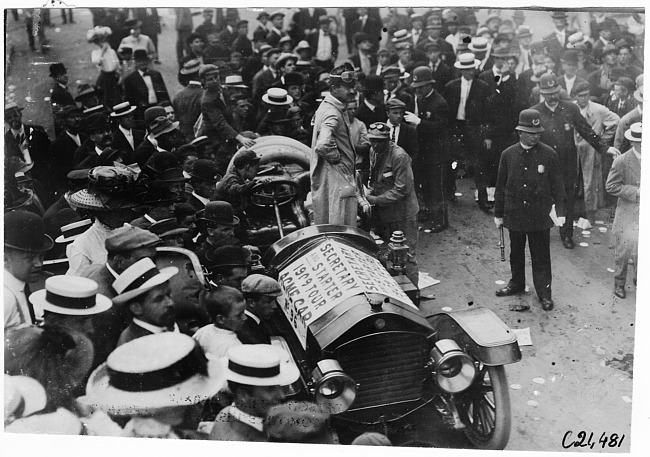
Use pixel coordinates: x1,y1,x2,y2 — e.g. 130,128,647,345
105,226,161,252
241,274,282,296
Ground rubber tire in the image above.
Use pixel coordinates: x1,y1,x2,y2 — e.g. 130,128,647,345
458,365,512,450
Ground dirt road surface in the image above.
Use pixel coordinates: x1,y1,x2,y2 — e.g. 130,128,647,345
4,7,645,453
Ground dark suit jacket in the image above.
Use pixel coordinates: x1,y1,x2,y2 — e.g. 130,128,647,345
347,52,377,73
443,77,491,129
252,68,279,105
416,38,455,66
478,70,519,136
218,26,237,47
236,315,271,345
430,61,454,94
308,32,339,62
407,89,450,164
232,34,253,58
133,137,157,168
265,29,285,48
50,84,76,108
173,84,204,140
72,138,97,168
122,69,170,119
351,16,382,48
542,29,576,61
356,100,387,129
187,192,207,211
395,122,419,161
4,124,51,171
49,131,87,190
111,127,144,158
117,321,154,347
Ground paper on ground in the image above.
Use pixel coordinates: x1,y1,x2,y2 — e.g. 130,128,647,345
419,272,440,289
576,218,592,229
512,328,533,346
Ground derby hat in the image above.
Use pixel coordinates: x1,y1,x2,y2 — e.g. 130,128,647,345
144,106,166,127
180,58,202,75
125,19,142,29
367,122,390,140
148,218,189,238
200,201,240,226
223,75,249,88
262,87,294,106
220,344,299,385
538,73,561,94
468,37,489,53
156,167,187,183
133,49,150,61
4,375,47,422
55,219,92,244
454,52,480,69
29,275,112,316
381,66,401,79
624,122,642,142
97,148,122,167
49,62,67,77
149,116,179,139
283,72,304,88
189,159,221,182
105,225,162,253
233,149,261,169
363,75,385,92
110,101,137,118
4,210,53,253
517,26,532,39
112,257,178,305
83,112,110,132
241,274,282,297
410,66,435,88
204,245,250,269
353,32,371,46
87,332,226,415
515,109,545,134
386,98,407,111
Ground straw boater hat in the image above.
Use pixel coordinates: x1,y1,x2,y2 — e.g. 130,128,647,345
468,37,489,53
110,101,137,117
262,87,293,106
4,375,47,422
220,344,299,385
180,58,202,75
112,257,178,305
223,75,248,88
86,332,226,416
624,122,642,143
29,275,112,316
454,52,480,70
55,219,93,244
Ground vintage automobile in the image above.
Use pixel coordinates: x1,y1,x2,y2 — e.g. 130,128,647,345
261,225,522,449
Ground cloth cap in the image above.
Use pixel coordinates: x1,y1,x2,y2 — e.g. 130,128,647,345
199,64,220,78
105,225,162,253
386,98,406,111
233,149,261,169
241,274,282,296
367,122,391,139
516,109,545,134
4,210,53,252
180,59,202,75
269,11,285,20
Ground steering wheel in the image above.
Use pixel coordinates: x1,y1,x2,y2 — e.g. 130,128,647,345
250,178,302,208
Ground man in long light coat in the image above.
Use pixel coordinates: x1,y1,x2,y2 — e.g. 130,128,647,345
606,122,641,300
573,82,619,222
311,63,369,225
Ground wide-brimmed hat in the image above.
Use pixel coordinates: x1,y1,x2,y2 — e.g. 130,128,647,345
410,66,435,88
29,275,112,316
220,344,299,385
155,167,187,183
4,375,47,421
624,122,642,142
468,37,489,53
65,189,134,212
112,257,178,305
454,52,480,69
262,88,293,106
189,159,221,182
4,210,53,253
87,333,225,416
241,274,282,296
110,101,137,117
223,75,248,88
200,201,240,226
149,116,179,139
105,225,162,253
515,109,545,134
86,26,112,43
55,219,92,244
538,73,561,94
148,218,189,238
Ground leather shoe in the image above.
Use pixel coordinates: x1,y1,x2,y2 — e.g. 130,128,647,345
429,223,446,233
541,298,554,311
562,237,575,249
614,286,626,299
495,285,524,297
478,203,492,214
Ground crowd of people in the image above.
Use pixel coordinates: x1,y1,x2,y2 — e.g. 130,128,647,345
4,7,644,443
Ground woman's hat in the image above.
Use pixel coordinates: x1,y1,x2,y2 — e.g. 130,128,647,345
4,375,47,422
87,333,225,416
110,101,137,118
112,257,178,305
55,219,92,244
220,344,299,386
4,210,54,253
624,122,642,143
149,116,179,139
515,109,545,134
262,87,293,106
454,52,480,69
29,275,112,316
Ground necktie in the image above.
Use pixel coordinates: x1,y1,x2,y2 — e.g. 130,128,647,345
24,283,36,324
17,133,25,145
391,126,396,142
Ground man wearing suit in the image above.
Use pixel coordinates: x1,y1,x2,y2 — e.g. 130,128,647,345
347,33,377,75
606,122,641,299
266,11,286,48
405,66,451,232
49,63,76,138
232,20,254,59
385,98,418,162
237,275,282,345
109,101,143,164
122,50,170,121
187,159,221,211
424,42,453,94
417,20,455,67
604,77,637,119
532,74,620,249
558,50,588,100
351,7,382,51
356,75,387,128
218,12,239,47
114,257,179,346
252,48,281,106
614,86,643,153
172,61,204,140
542,11,576,63
309,17,338,72
444,53,493,212
587,44,619,102
48,106,86,195
72,113,114,169
382,67,413,107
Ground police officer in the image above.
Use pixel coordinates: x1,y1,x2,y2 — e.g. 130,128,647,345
494,109,566,311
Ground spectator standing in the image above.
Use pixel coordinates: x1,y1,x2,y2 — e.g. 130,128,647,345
309,17,339,72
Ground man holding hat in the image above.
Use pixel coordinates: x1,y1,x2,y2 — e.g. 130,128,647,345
365,122,420,287
4,211,54,329
494,109,567,311
209,344,299,441
122,49,170,121
187,158,221,210
606,122,641,299
109,101,144,160
311,63,369,226
406,66,451,232
532,73,620,249
238,274,282,344
113,257,179,346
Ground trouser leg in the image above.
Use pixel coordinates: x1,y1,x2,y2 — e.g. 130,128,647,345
26,19,36,50
614,233,637,287
428,162,447,227
508,230,527,288
528,229,552,299
560,168,577,239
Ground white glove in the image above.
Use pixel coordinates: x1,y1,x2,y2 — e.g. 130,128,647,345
556,216,566,227
606,147,621,157
494,217,503,228
404,111,421,126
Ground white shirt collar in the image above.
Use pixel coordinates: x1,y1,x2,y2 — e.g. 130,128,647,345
364,99,377,111
10,125,25,137
106,263,120,279
132,318,178,334
191,191,210,206
95,145,104,156
65,130,80,142
244,310,261,325
119,125,132,136
228,405,264,432
189,80,202,86
520,142,534,150
4,269,26,292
